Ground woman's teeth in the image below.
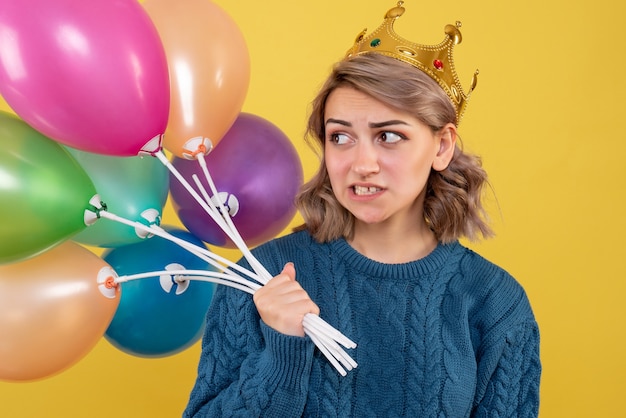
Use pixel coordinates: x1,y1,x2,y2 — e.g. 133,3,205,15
353,186,381,195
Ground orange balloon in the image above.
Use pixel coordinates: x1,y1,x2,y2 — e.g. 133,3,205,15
143,0,251,158
0,242,120,382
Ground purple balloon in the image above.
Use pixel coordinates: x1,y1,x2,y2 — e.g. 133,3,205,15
170,113,303,248
0,0,170,156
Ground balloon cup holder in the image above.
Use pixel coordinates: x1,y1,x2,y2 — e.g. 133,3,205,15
159,263,190,295
97,266,119,299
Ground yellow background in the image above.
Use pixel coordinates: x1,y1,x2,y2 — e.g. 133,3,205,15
1,0,624,416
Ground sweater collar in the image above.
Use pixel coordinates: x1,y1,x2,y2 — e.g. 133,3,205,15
329,238,460,280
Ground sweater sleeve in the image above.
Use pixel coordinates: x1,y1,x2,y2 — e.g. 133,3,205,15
183,282,316,417
471,320,541,418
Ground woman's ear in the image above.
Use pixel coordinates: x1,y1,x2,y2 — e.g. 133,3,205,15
432,123,457,171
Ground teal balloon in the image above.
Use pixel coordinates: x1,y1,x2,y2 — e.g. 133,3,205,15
66,148,169,247
103,227,216,357
0,111,96,264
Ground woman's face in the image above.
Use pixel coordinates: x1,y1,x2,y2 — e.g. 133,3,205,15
323,86,452,229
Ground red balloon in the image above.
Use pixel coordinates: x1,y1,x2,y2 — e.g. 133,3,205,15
170,113,303,248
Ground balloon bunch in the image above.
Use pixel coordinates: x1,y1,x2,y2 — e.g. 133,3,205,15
0,0,358,380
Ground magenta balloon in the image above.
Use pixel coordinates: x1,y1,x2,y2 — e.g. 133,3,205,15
0,0,169,156
170,113,303,248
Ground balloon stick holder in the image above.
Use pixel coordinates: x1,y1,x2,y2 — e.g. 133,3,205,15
95,150,357,376
180,136,213,160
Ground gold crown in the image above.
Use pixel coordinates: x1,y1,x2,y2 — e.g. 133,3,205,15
345,1,478,123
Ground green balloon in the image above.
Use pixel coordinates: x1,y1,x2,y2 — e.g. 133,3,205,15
0,111,97,264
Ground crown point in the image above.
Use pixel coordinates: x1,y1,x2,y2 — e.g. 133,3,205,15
355,28,367,44
445,23,463,44
386,2,405,18
469,70,479,91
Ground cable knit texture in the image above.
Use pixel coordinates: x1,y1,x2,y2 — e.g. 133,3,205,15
184,231,541,417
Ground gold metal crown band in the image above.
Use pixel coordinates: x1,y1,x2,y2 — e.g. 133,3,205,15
345,1,478,123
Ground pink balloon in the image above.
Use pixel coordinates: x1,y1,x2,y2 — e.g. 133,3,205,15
0,0,170,156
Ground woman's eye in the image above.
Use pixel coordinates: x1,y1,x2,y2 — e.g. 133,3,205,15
380,131,404,144
329,133,349,145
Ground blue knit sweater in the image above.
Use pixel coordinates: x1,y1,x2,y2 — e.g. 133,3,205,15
184,231,541,417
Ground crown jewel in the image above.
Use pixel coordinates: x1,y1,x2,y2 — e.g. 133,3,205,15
345,1,478,123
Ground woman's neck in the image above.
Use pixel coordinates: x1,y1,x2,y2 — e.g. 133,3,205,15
348,220,437,264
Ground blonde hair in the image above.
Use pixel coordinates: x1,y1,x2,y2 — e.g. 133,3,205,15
295,53,493,243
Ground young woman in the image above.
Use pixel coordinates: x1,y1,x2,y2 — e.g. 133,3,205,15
184,8,540,417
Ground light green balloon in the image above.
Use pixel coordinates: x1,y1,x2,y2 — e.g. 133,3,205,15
0,111,97,264
66,148,170,248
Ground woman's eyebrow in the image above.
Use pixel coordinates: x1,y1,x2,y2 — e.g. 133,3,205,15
325,118,409,128
325,118,351,127
368,120,409,128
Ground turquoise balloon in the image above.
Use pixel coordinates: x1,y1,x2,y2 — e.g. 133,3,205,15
0,111,97,264
103,227,216,357
66,148,169,247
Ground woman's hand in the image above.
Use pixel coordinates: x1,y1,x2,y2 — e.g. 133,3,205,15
253,262,320,337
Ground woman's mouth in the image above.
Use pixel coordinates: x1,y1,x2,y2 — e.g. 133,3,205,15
353,185,382,196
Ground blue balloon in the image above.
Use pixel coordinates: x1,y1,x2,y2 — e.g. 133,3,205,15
102,227,216,357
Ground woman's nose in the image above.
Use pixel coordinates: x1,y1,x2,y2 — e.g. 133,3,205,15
351,142,380,176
